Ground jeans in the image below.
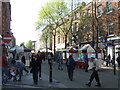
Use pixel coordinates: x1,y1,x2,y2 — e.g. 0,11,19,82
58,60,63,70
32,69,38,84
18,68,24,81
2,67,9,84
67,67,74,81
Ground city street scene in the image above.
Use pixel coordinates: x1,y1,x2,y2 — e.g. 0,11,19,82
0,0,120,90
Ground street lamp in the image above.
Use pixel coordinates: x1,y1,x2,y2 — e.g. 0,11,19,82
32,41,36,52
112,40,116,75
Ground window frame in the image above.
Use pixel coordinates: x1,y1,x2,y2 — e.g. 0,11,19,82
98,24,103,37
107,21,114,36
97,5,102,17
106,0,113,13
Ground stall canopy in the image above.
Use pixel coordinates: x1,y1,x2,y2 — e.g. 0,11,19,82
66,48,78,53
20,45,31,52
9,45,24,53
78,44,95,53
39,48,52,52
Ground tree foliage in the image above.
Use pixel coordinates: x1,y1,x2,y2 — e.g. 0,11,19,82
25,40,33,49
20,42,25,47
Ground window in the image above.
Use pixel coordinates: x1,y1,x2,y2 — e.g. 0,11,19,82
97,5,102,16
72,25,74,32
106,0,112,13
118,16,120,30
118,0,120,8
107,22,114,35
58,36,60,44
98,24,103,37
76,23,79,32
86,25,90,31
87,9,91,16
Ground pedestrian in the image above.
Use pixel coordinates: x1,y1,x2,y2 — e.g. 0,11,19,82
29,54,39,85
21,53,29,74
106,54,111,67
1,44,9,85
37,51,42,80
12,60,25,81
86,58,101,87
116,54,120,69
83,53,89,72
42,52,45,61
66,54,76,81
47,53,52,64
57,53,63,70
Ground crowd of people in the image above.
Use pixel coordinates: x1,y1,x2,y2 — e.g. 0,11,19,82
0,44,120,87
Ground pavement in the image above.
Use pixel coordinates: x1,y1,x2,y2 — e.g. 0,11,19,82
1,60,120,89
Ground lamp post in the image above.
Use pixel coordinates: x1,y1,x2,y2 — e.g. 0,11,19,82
112,40,116,75
32,41,36,52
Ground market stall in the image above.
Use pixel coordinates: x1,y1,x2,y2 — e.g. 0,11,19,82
78,44,103,69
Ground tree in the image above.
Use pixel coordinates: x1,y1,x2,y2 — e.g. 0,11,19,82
35,0,69,60
25,40,33,49
20,42,25,47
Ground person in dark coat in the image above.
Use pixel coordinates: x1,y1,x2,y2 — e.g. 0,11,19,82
29,54,39,85
84,53,89,72
37,51,42,79
106,54,111,66
116,54,120,69
66,54,76,81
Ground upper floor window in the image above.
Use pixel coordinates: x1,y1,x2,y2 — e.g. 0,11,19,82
118,0,120,8
58,36,60,44
87,9,91,16
118,16,120,30
106,0,112,13
107,21,114,35
97,5,102,16
76,23,79,32
98,24,103,37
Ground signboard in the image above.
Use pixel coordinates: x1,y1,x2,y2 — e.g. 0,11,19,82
3,34,13,43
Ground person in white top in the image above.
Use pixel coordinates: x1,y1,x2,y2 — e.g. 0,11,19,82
86,58,101,87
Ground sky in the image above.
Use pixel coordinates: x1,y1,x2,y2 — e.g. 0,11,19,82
10,0,92,46
10,0,50,45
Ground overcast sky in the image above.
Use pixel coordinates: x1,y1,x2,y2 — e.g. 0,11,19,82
10,0,92,46
10,0,50,45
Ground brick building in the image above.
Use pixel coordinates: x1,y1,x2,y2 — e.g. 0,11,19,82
55,0,120,59
0,0,16,48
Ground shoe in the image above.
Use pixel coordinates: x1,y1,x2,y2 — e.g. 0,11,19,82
34,82,38,85
2,83,6,86
17,79,21,82
39,77,42,80
85,83,91,87
95,84,101,87
70,78,73,81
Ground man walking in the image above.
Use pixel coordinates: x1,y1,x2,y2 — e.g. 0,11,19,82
86,58,101,87
37,51,42,79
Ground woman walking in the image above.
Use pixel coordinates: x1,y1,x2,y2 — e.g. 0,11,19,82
66,55,76,81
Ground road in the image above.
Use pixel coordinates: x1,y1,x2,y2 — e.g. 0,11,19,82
1,60,120,89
